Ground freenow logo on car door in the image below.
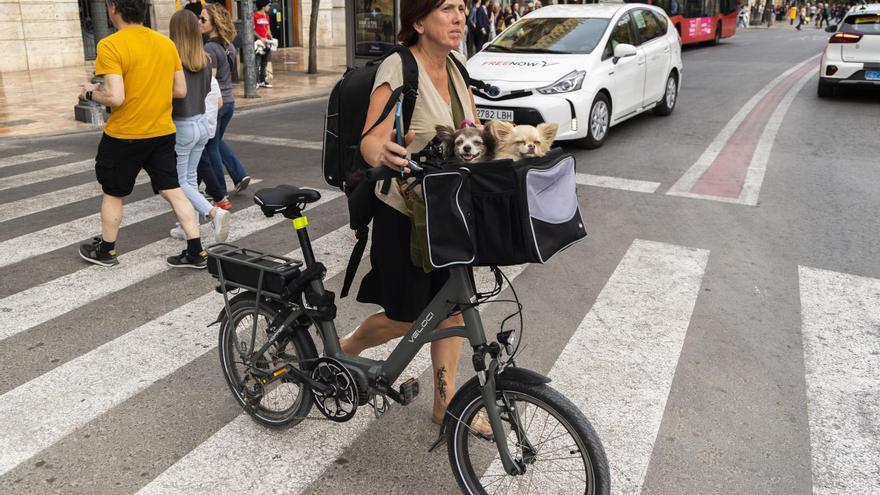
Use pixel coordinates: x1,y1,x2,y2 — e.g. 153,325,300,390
480,60,561,67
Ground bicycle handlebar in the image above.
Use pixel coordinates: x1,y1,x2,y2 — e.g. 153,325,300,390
365,160,425,182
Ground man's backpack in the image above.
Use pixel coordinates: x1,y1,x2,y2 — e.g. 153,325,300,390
322,46,491,298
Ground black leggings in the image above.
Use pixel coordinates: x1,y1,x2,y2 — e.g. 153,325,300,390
256,52,269,83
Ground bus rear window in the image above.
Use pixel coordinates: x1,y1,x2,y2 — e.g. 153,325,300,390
845,14,880,34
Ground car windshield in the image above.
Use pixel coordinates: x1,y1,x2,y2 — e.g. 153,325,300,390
844,13,880,35
485,17,611,54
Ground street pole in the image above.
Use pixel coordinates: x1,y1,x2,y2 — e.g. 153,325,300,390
241,0,259,98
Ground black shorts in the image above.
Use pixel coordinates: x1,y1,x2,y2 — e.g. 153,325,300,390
95,133,180,197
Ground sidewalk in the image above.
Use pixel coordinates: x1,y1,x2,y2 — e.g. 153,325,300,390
0,46,346,139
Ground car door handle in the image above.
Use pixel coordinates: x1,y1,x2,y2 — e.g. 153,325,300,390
664,47,670,53
637,58,646,66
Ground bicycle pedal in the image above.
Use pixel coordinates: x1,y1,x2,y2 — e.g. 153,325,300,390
398,377,419,406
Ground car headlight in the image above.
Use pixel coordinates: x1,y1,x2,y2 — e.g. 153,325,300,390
536,70,586,95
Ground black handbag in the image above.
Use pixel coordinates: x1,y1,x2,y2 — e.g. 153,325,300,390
420,148,587,268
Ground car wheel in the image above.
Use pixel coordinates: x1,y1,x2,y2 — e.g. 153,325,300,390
817,79,834,98
653,72,679,116
574,93,611,149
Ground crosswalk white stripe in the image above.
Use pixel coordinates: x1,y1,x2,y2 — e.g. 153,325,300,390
0,150,70,170
0,175,150,224
0,188,341,343
0,178,261,269
798,266,880,495
576,173,660,194
224,134,324,150
0,222,353,478
0,159,92,192
547,239,709,495
137,265,526,495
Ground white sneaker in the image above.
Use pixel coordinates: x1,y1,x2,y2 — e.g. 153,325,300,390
211,208,230,242
169,223,185,240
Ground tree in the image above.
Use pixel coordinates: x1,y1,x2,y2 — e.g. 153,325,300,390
308,0,320,74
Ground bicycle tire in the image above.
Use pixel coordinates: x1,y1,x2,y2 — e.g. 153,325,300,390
218,294,317,428
446,378,609,495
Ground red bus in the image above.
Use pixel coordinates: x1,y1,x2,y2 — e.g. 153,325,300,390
625,0,738,45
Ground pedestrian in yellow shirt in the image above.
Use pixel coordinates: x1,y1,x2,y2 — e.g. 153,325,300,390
79,0,209,268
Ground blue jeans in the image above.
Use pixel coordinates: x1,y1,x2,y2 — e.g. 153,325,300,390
205,101,248,198
174,115,213,217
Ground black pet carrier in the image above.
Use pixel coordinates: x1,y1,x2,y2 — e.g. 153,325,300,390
420,148,587,269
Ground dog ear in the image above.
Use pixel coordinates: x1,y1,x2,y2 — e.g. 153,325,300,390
488,120,514,141
537,122,559,143
481,125,497,157
434,125,456,157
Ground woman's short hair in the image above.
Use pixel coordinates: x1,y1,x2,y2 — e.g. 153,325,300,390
108,0,147,24
398,0,446,46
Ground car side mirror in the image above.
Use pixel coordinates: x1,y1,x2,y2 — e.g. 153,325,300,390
825,24,838,33
613,43,637,63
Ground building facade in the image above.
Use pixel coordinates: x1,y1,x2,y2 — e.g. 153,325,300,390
0,0,345,72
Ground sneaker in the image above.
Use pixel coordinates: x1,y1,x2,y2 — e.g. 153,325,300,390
256,82,266,88
211,208,230,242
212,197,232,210
169,223,186,240
233,176,251,194
166,250,207,269
79,237,119,267
262,82,273,88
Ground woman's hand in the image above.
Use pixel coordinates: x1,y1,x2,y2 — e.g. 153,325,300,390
376,129,416,170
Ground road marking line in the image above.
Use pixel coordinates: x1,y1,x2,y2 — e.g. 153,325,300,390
798,266,880,495
0,159,92,192
224,134,323,150
545,239,709,495
0,178,261,269
667,56,819,205
136,265,526,495
0,223,353,478
0,150,70,170
0,188,341,343
576,173,660,194
0,175,151,224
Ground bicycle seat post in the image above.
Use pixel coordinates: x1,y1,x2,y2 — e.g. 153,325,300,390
291,212,317,267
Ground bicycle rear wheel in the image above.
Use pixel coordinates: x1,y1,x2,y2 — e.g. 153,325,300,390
446,379,609,495
218,295,316,428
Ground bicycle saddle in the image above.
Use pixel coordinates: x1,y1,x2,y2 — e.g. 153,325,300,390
253,185,321,218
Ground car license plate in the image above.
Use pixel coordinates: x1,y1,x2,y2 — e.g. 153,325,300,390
477,108,514,121
865,71,880,81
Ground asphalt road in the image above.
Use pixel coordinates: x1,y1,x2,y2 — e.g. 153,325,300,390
0,27,878,494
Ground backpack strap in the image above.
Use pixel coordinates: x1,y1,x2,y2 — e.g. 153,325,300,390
341,46,420,299
448,53,498,97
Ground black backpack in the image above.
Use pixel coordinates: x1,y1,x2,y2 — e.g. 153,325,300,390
322,46,489,298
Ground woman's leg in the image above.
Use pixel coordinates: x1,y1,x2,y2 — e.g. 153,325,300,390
431,315,464,424
207,105,233,198
174,120,214,217
198,152,225,202
340,312,410,356
216,102,249,182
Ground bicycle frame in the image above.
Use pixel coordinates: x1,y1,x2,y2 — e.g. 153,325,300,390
291,215,522,475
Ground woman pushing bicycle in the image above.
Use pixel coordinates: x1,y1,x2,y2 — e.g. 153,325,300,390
340,0,481,427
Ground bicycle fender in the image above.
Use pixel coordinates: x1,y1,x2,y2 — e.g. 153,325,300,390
431,366,551,451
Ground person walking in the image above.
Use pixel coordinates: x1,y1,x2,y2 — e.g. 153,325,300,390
796,5,806,30
199,3,252,207
473,0,490,50
789,4,797,25
253,0,273,88
341,0,487,428
169,9,230,243
79,0,209,268
487,1,497,40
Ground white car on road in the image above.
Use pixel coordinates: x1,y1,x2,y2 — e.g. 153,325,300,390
819,3,880,97
467,3,683,149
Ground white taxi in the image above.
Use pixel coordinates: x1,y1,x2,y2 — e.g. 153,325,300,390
467,3,683,149
819,3,880,97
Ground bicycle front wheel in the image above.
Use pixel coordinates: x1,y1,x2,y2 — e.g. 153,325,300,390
446,379,609,495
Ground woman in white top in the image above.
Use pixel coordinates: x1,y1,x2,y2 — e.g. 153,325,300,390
340,0,483,426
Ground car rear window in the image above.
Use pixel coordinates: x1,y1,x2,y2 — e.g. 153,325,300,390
844,13,880,34
486,17,611,54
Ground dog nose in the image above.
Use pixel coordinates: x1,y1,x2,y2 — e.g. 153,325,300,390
463,145,471,153
527,144,535,151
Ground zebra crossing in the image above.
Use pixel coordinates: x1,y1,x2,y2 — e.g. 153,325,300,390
0,147,877,494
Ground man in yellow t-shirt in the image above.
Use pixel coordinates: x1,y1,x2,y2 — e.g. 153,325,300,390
79,0,208,269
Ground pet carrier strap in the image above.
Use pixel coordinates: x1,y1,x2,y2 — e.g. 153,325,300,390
341,227,369,298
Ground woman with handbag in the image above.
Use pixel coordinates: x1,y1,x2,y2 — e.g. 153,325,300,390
339,0,484,427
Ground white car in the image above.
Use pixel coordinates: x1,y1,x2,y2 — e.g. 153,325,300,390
819,3,880,97
467,3,683,149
